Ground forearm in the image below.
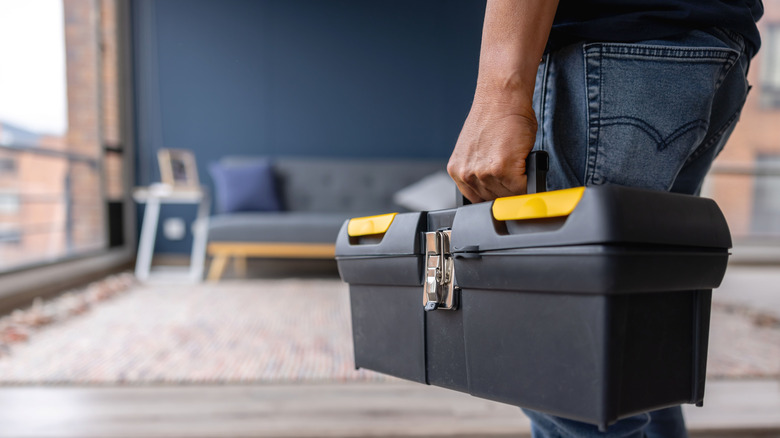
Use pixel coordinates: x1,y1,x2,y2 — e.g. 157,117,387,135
474,0,559,108
448,0,559,202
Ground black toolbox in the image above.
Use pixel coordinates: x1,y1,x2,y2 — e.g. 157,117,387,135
334,154,731,430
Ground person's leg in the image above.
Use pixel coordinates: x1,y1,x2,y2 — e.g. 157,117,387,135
644,406,688,438
527,27,752,437
522,409,650,438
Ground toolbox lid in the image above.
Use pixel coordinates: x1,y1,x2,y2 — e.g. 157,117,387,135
451,184,732,253
335,211,426,258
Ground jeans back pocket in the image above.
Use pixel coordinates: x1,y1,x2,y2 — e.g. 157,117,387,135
583,42,740,190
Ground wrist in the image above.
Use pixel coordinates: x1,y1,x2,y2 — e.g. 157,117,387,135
472,72,536,114
473,57,539,108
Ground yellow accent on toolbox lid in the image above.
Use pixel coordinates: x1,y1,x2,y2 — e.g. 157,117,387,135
347,213,398,237
492,187,586,221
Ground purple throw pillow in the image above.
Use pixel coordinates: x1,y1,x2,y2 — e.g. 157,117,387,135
209,160,282,213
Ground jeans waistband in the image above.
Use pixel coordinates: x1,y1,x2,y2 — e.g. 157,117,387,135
705,27,747,55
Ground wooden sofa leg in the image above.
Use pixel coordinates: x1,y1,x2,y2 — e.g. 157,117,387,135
208,253,229,282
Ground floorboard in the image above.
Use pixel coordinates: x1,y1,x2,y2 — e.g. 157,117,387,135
0,380,777,438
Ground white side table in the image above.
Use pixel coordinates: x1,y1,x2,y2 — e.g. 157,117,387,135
133,183,210,283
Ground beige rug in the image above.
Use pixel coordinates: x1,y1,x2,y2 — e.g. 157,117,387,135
0,279,386,384
0,278,776,384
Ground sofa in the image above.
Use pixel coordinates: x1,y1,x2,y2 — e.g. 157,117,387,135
206,157,449,280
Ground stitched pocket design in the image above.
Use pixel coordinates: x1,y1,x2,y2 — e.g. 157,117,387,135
583,42,739,190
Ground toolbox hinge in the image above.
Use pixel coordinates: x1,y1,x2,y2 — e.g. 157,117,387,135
423,229,457,311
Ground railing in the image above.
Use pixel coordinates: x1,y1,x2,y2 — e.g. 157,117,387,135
710,163,780,178
0,145,106,272
704,162,780,247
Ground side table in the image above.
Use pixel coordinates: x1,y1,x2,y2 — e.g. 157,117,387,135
133,183,210,282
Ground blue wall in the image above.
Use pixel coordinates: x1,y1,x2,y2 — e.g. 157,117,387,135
133,0,486,252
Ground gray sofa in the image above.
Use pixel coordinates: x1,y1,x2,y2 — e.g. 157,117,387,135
206,157,446,279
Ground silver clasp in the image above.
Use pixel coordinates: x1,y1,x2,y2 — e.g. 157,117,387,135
423,229,456,311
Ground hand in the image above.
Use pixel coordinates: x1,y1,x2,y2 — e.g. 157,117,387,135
447,0,557,203
447,101,538,203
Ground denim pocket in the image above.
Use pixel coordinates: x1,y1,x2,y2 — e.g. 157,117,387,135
583,42,740,190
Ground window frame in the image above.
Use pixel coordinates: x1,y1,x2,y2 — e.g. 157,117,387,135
760,23,780,109
0,1,135,309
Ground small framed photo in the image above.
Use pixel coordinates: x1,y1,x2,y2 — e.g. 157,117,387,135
157,148,199,188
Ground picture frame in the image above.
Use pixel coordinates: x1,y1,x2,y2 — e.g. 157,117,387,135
157,148,200,188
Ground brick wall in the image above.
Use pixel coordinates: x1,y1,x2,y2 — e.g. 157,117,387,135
63,0,106,252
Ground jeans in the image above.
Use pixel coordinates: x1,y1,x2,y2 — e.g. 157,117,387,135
525,27,751,437
534,27,751,196
523,406,686,438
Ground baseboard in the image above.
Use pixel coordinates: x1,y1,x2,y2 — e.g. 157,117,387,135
0,249,135,316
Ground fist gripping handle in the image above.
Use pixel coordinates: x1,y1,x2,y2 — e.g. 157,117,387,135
456,150,549,206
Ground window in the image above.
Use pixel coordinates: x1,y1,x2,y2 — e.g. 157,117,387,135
751,155,780,235
705,13,780,244
760,24,780,109
0,158,16,174
0,226,21,245
0,0,124,271
0,192,20,214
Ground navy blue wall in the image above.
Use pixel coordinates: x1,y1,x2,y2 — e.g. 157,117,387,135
133,0,486,252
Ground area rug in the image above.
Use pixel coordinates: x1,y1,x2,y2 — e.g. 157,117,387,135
0,278,388,384
0,278,777,384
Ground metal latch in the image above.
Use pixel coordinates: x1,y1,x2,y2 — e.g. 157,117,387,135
423,229,456,311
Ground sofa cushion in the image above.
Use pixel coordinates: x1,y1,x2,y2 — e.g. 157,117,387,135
220,157,446,213
208,212,370,244
209,159,281,214
274,159,446,213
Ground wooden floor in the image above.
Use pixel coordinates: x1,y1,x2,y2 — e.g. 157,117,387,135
0,380,778,438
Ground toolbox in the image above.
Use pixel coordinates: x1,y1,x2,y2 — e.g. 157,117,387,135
334,152,731,430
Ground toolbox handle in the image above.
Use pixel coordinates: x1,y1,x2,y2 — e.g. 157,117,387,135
455,151,549,206
492,187,585,221
347,213,398,238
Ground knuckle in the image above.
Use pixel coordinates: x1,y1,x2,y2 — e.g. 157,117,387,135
457,168,477,183
446,161,458,178
473,169,488,182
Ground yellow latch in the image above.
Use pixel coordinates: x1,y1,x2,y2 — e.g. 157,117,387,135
492,187,585,221
347,212,398,237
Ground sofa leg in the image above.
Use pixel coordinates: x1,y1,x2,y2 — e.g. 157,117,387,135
207,253,229,281
234,255,247,277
